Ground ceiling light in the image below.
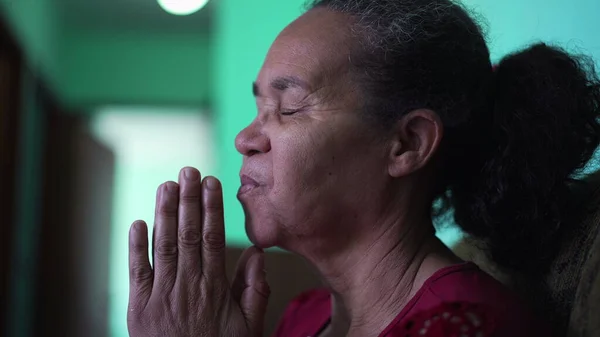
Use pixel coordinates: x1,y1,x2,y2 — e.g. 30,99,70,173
158,0,209,16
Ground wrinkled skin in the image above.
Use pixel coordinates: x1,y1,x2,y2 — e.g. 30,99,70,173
127,168,270,337
127,7,444,337
128,9,378,337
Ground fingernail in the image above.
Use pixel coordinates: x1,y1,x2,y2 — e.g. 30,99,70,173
184,167,199,181
133,220,145,231
205,177,220,190
165,181,178,193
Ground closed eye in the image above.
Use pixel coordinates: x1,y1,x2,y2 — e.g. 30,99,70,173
280,109,300,116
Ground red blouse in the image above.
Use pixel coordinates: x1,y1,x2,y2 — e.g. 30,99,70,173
272,262,548,337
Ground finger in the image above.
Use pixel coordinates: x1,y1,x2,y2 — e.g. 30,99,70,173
201,176,227,279
129,220,153,311
151,185,161,263
177,167,202,278
231,246,257,300
152,181,179,293
232,247,270,336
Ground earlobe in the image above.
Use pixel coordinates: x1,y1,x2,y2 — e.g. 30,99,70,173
387,109,443,178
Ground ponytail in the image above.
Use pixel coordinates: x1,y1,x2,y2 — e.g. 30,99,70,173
449,43,600,274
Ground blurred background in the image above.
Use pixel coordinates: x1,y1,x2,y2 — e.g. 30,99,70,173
1,0,599,336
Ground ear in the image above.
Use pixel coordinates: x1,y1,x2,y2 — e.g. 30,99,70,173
388,109,443,178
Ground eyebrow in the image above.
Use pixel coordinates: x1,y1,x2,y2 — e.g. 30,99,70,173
252,76,310,97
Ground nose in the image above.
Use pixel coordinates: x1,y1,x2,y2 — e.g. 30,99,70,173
235,118,271,156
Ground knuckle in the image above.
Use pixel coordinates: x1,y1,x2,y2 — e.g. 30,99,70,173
130,263,152,283
204,193,223,213
155,238,178,260
202,231,225,253
130,240,147,254
178,227,201,248
180,194,201,205
158,204,177,218
155,270,176,291
204,202,223,214
204,210,224,227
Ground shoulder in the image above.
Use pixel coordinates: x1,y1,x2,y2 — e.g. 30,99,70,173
425,263,530,315
271,288,330,337
384,300,552,337
426,262,516,301
384,301,517,337
415,263,550,337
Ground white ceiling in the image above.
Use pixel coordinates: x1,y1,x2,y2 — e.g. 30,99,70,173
56,0,214,34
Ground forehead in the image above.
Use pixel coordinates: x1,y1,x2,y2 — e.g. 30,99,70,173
259,8,355,88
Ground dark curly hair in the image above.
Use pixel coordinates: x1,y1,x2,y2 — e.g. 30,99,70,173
308,0,600,275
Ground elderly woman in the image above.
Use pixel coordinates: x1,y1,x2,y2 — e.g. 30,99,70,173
126,0,600,336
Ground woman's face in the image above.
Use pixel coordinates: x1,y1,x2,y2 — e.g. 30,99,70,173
235,9,392,255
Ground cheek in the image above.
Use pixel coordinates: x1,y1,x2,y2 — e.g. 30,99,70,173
248,118,385,249
266,127,365,246
270,128,335,205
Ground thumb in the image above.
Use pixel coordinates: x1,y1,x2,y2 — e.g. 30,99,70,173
232,246,270,335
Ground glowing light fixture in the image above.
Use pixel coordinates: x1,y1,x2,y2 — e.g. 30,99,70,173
158,0,209,16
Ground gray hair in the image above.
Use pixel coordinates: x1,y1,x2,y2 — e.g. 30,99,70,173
305,0,600,284
307,0,493,128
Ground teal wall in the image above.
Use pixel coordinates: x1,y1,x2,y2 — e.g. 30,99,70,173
213,0,600,248
88,109,218,337
61,30,212,107
465,0,600,63
212,0,308,247
0,1,212,108
467,0,600,175
2,1,600,336
2,0,599,110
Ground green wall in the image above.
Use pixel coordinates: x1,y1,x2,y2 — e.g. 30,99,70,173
468,0,600,175
212,0,308,248
2,0,599,112
212,0,600,249
0,1,212,108
89,109,218,337
465,0,600,63
2,1,600,336
61,30,212,108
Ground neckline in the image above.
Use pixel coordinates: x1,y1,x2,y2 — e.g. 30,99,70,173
312,261,478,337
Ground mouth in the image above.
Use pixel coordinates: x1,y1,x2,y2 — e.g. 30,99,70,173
237,174,260,197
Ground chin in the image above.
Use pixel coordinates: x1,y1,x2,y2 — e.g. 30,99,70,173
247,234,274,250
242,209,279,249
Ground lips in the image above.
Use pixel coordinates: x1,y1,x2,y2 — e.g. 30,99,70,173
240,175,259,187
238,174,260,196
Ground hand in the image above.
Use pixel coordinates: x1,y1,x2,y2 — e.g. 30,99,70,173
127,167,270,337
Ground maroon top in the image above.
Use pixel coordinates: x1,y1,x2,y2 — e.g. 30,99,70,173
272,262,548,337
